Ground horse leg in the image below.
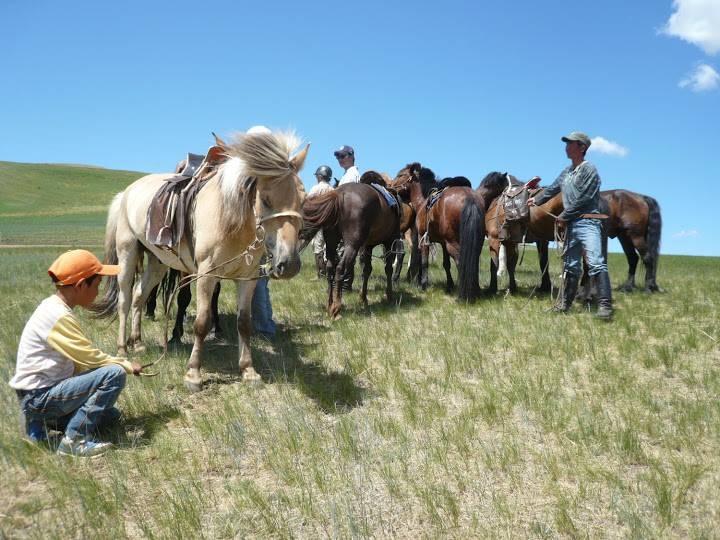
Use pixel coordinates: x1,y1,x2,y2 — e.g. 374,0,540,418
383,240,396,303
207,282,223,340
392,247,404,285
443,245,455,293
506,241,518,295
420,241,430,291
115,238,139,357
331,245,357,318
406,227,421,285
325,234,340,313
236,280,260,381
359,247,373,308
129,255,167,353
537,241,552,293
169,277,192,346
145,284,158,320
184,274,219,392
617,235,638,292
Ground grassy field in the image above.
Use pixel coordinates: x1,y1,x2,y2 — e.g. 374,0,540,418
1,163,719,538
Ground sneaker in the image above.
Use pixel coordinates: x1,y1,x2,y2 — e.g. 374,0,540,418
56,436,113,458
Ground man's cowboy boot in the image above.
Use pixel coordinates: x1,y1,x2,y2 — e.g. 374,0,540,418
553,273,579,313
595,271,614,320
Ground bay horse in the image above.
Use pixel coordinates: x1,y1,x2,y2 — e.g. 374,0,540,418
483,181,662,295
301,171,409,318
477,171,550,295
393,163,485,301
94,129,308,391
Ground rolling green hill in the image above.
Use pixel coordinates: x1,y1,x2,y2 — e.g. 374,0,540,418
0,161,146,245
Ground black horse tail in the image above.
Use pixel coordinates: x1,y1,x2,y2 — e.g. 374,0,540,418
457,198,485,302
644,195,662,262
300,190,341,240
158,268,181,314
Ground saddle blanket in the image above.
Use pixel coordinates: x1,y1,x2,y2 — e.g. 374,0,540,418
369,183,397,208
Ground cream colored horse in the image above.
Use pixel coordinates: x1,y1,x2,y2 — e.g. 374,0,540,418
95,129,308,391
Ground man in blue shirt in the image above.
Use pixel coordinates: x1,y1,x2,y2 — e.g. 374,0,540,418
528,131,613,319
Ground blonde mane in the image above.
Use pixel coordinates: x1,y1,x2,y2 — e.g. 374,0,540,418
216,130,302,235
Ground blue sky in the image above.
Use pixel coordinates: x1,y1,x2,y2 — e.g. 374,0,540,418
1,0,718,256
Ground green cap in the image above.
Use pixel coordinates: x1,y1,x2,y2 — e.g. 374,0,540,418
561,131,591,147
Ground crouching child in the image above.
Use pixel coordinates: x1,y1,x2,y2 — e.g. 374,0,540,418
9,249,142,457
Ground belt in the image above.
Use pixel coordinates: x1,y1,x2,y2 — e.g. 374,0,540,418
580,213,608,219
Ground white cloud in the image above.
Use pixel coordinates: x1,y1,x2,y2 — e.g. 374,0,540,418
589,137,628,157
679,63,720,91
673,229,699,238
661,0,720,55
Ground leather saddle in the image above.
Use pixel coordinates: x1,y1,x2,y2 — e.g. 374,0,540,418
146,153,208,253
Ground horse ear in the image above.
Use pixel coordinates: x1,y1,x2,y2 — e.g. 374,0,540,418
212,132,227,147
290,143,310,172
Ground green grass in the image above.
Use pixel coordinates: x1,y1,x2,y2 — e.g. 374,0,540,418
0,161,143,245
1,162,720,538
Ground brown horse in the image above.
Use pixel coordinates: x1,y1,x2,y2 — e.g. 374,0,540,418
482,179,662,294
301,171,409,317
478,171,551,295
393,163,485,301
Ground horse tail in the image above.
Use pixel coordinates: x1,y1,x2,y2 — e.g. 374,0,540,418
643,195,662,262
457,198,484,302
159,268,180,313
91,192,124,318
301,190,341,239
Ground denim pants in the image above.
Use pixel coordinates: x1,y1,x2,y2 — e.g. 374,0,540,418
19,364,127,440
251,277,276,336
563,218,608,279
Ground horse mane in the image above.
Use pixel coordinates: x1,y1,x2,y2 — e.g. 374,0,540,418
476,171,521,206
217,131,302,236
417,166,439,198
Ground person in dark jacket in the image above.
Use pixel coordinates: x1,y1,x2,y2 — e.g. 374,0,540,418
527,131,613,319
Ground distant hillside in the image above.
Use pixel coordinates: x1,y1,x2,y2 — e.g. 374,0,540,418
0,161,146,245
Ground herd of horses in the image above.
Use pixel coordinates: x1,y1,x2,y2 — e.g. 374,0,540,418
94,129,662,391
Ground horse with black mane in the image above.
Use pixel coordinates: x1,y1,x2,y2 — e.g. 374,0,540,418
393,163,485,302
480,173,662,295
301,171,411,317
477,171,549,295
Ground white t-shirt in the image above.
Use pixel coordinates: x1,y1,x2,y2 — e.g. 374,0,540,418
308,181,333,197
338,166,360,185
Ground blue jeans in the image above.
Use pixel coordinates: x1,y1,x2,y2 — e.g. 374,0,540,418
251,277,276,336
19,364,127,440
563,218,608,279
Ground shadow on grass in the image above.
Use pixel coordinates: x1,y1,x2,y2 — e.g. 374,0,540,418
181,314,368,414
114,405,183,448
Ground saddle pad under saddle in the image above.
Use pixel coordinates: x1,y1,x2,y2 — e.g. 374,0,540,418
369,182,398,209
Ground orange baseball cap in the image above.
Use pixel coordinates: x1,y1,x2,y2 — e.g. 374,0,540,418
48,249,120,285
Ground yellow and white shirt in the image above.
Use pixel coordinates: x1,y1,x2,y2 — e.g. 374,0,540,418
9,295,134,391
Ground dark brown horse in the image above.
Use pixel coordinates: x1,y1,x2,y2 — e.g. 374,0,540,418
600,190,662,292
301,172,409,317
393,163,485,301
477,171,551,295
482,180,662,294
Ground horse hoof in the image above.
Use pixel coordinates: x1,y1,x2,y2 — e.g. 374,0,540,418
133,343,147,354
242,368,262,383
184,378,202,393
